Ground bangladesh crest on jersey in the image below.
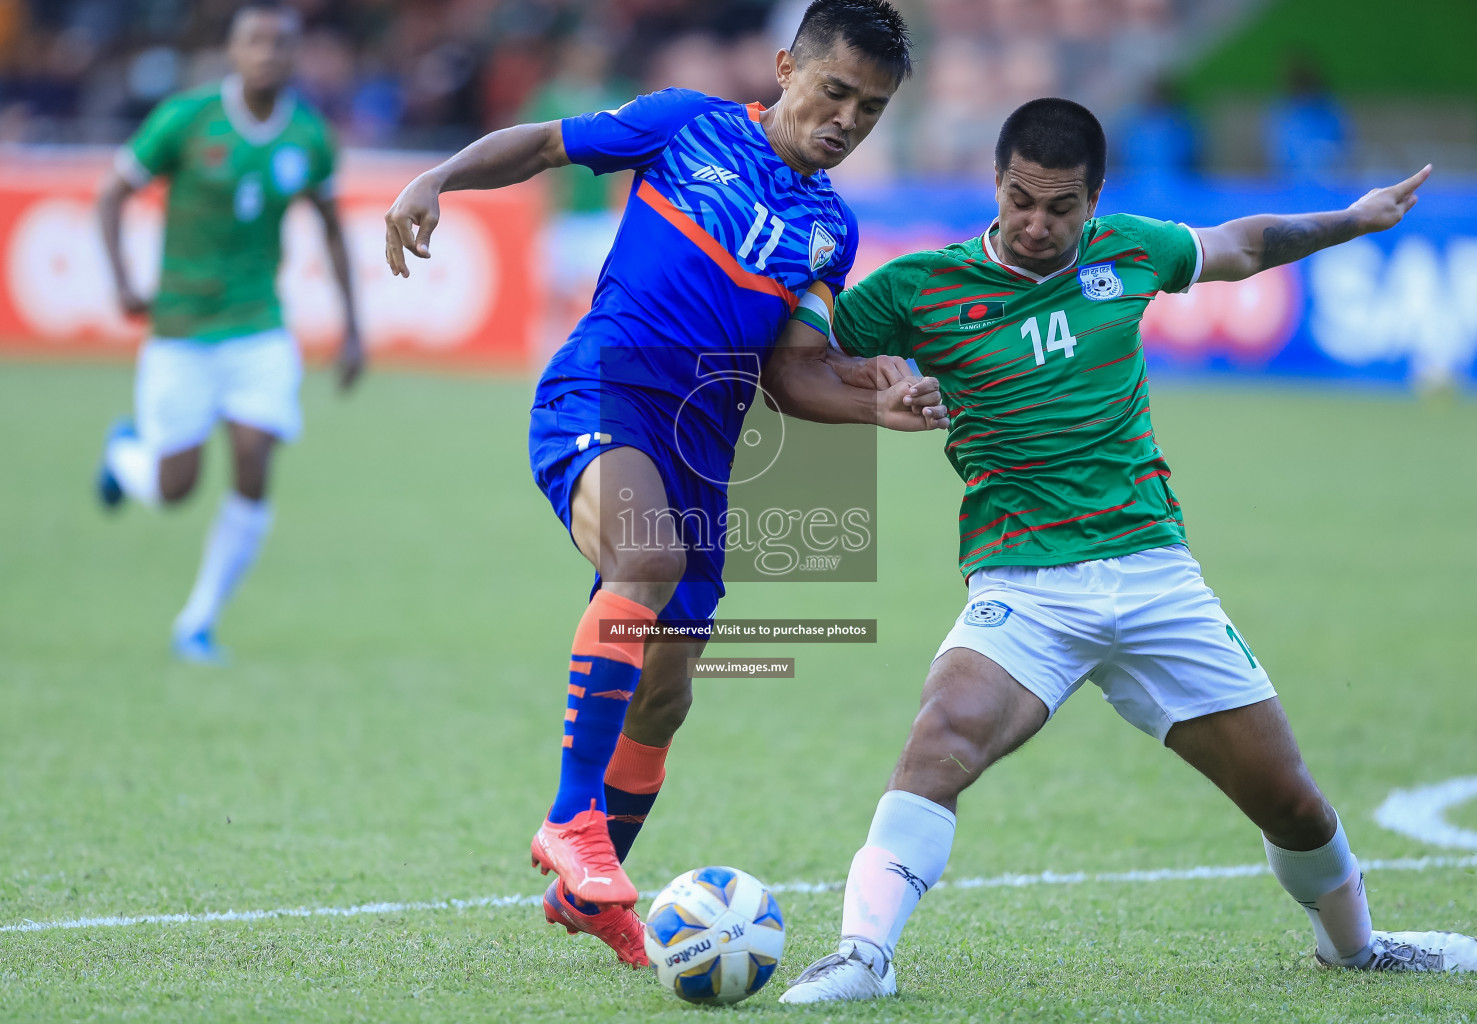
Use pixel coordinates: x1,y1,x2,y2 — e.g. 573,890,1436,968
964,598,1012,627
1078,261,1124,301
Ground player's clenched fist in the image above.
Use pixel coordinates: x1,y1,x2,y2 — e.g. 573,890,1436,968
878,376,949,432
115,284,150,317
849,357,947,430
384,173,442,278
834,354,912,390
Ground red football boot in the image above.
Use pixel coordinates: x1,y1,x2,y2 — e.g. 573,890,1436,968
543,878,649,968
531,801,639,906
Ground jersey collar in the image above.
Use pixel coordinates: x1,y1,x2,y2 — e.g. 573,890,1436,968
221,74,296,147
981,217,1083,284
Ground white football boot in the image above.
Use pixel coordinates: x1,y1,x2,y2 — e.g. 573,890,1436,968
779,938,898,1004
1319,930,1477,973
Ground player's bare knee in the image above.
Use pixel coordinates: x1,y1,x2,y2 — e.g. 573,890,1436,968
909,695,1000,777
604,547,686,611
621,544,686,583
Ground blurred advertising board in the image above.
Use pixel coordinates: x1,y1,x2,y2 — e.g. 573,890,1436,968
2,147,1473,388
0,149,542,370
847,179,1477,388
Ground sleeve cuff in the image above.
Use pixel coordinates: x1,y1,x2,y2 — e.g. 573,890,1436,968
1177,224,1204,294
114,148,154,188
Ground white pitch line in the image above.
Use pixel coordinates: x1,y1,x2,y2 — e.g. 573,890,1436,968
1375,776,1477,851
4,854,1474,937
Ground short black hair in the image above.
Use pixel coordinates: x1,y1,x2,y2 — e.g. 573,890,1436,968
790,0,913,83
995,98,1107,193
229,3,302,40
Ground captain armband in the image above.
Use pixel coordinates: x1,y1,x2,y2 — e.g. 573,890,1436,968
790,289,832,338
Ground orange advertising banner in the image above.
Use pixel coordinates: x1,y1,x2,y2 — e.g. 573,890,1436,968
0,149,544,370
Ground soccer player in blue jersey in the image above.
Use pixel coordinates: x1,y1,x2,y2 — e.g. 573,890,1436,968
385,0,940,967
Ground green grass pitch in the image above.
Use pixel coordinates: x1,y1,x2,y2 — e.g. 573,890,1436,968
1,363,1474,1022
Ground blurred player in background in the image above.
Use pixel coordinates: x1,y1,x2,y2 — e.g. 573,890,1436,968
386,0,941,968
782,99,1474,1003
95,4,362,665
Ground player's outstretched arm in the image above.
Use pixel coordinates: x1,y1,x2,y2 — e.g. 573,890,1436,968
1197,165,1430,283
309,191,364,390
96,170,149,316
384,121,569,277
763,291,948,431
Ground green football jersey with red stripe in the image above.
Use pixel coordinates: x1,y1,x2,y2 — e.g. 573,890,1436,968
116,75,336,342
833,213,1204,577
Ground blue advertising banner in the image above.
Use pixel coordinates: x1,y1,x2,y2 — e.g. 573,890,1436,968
845,178,1477,387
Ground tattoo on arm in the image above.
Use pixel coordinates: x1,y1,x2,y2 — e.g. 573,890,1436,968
1259,215,1358,270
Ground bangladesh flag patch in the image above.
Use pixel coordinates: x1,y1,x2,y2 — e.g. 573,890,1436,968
957,300,1006,330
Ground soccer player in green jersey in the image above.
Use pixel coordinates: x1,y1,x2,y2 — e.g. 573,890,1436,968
94,5,362,664
775,99,1474,1001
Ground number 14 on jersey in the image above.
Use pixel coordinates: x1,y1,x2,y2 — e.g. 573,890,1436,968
1022,310,1077,365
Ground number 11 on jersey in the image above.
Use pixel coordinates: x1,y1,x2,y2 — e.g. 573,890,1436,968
738,202,785,270
1022,310,1078,366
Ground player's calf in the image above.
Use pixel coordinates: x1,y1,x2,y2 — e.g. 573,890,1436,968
1251,787,1338,854
226,421,276,502
602,642,697,861
1164,701,1382,968
158,447,202,504
619,639,698,747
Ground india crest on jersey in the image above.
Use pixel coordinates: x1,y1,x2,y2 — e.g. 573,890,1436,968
809,222,837,272
1078,261,1124,301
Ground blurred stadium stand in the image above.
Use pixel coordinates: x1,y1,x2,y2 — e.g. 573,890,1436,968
0,0,1473,387
3,0,1472,177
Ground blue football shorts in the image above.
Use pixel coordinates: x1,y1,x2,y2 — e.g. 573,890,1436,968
528,384,727,629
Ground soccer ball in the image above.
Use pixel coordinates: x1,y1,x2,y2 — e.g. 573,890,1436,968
644,866,785,1005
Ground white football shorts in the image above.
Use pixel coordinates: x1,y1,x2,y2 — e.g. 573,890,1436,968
933,543,1275,743
135,328,303,455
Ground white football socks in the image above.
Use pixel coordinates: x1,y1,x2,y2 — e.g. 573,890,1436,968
841,790,957,968
173,492,273,640
1263,814,1373,966
105,434,160,506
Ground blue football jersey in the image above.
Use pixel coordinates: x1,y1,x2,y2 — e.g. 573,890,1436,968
535,88,859,481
